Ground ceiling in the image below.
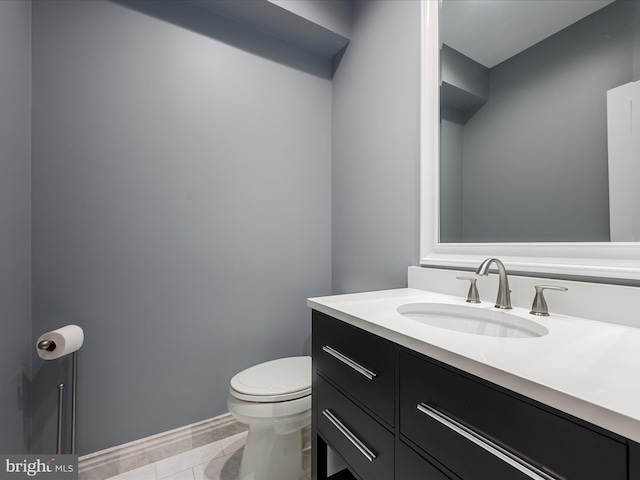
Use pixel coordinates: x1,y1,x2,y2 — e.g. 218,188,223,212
440,0,616,68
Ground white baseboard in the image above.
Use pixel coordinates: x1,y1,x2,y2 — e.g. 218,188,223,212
78,413,247,480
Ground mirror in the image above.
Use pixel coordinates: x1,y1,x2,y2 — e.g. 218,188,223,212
438,0,639,244
419,0,640,280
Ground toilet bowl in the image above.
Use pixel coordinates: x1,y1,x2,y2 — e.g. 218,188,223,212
227,356,312,480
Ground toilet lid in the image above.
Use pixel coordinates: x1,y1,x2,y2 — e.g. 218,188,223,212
229,356,311,402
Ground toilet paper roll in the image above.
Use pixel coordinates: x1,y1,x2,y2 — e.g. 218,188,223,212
36,325,84,360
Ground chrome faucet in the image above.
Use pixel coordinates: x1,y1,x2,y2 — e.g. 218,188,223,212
475,258,512,309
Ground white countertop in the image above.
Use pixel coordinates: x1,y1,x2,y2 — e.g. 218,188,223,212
308,288,640,443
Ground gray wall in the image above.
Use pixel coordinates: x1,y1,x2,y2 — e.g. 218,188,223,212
440,108,464,243
2,0,419,455
635,1,640,80
441,44,489,107
0,0,32,454
31,0,332,454
331,0,421,294
457,1,637,242
269,0,351,39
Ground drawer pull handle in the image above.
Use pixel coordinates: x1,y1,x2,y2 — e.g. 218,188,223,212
322,409,377,462
322,346,377,380
416,403,557,480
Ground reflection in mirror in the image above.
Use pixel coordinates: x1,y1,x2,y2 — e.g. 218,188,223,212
439,0,640,244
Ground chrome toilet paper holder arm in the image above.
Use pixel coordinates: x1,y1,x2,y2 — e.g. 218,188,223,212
37,339,56,352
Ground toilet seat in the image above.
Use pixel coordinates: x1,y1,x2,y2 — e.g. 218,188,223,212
229,356,311,403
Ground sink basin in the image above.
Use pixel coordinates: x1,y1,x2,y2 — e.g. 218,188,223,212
397,303,548,338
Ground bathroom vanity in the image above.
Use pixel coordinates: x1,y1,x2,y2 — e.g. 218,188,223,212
308,287,640,480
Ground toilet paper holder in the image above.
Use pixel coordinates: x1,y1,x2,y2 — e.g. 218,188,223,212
37,337,80,455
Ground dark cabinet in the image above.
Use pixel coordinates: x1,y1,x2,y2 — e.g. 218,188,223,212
313,310,395,426
312,310,637,480
396,442,456,480
400,351,627,480
631,441,640,480
312,310,398,480
316,375,394,480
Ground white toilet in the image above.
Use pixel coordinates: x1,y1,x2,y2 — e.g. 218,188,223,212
227,356,312,480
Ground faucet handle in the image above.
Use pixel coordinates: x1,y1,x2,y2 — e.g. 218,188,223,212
530,285,568,316
456,276,480,303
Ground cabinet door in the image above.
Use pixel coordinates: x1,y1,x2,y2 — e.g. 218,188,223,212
400,352,627,480
312,311,395,425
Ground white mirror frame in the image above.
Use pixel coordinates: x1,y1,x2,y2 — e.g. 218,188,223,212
419,0,640,280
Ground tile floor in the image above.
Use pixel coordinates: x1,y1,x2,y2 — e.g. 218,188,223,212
105,431,247,480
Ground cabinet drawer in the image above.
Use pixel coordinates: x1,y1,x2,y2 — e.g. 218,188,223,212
317,375,394,480
400,352,627,480
397,441,455,480
312,311,395,425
